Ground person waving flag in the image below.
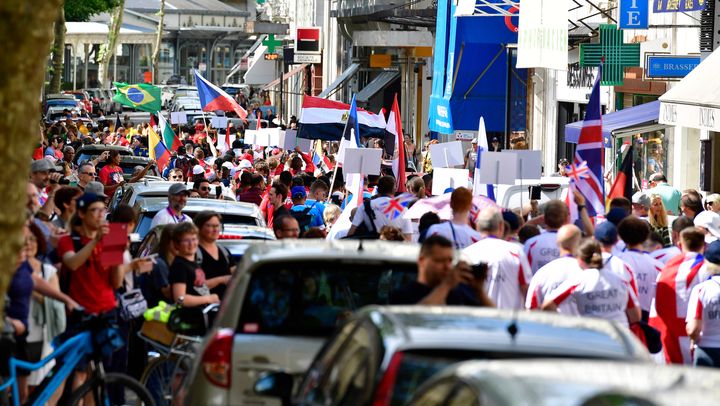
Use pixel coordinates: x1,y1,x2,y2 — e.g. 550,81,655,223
194,70,247,119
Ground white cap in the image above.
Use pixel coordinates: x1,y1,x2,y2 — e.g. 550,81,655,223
238,159,252,169
694,210,720,243
221,161,234,170
192,164,205,175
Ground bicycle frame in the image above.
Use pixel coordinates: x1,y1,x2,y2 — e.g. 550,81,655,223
0,331,94,406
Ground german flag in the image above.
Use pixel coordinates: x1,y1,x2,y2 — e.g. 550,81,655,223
607,144,634,202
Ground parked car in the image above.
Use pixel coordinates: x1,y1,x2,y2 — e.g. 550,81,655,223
255,306,650,406
63,90,93,113
133,223,275,260
170,96,201,112
73,144,160,181
84,88,104,113
109,180,236,214
220,84,250,98
176,241,421,406
44,93,81,115
407,359,720,406
132,197,265,240
165,74,188,85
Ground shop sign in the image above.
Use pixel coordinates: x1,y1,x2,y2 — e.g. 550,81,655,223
654,0,706,13
516,0,568,70
646,55,701,79
619,0,648,29
660,102,720,132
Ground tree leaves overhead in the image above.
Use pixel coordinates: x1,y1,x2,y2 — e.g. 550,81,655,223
65,0,119,22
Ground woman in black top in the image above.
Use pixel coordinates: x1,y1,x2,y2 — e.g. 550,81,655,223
169,222,221,307
194,211,235,299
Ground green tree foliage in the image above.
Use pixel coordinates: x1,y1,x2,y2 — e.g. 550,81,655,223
65,0,118,22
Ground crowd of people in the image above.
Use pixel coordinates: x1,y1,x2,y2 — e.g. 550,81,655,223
7,104,720,402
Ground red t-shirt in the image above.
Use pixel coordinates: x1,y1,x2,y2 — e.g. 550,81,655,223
98,164,124,186
57,235,117,314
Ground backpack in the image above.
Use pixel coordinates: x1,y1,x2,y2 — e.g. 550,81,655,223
291,205,315,234
59,231,85,295
344,199,380,240
195,244,231,267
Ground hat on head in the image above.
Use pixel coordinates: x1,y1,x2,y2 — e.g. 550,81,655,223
705,241,720,265
221,161,234,170
594,221,618,245
238,159,252,169
471,139,478,144
192,165,205,175
694,210,720,243
492,137,499,142
632,192,651,208
85,181,107,198
31,159,53,173
76,193,106,210
291,186,307,199
502,210,520,231
606,207,629,226
168,183,190,196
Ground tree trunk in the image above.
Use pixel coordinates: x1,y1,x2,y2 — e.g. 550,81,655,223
151,0,166,84
98,0,125,86
0,0,63,312
48,5,66,93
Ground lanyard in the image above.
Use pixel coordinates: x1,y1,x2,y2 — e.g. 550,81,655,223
166,207,185,223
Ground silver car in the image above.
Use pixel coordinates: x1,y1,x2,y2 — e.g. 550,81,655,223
177,241,421,406
255,306,650,406
408,358,720,405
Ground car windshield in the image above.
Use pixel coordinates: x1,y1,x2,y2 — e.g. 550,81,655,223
136,211,259,238
237,263,417,337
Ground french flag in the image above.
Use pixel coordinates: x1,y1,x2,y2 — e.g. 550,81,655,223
297,95,386,141
194,70,247,120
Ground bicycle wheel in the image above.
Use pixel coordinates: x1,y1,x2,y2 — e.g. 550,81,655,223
140,355,191,406
68,372,155,406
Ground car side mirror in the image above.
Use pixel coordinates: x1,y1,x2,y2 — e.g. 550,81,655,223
254,371,294,405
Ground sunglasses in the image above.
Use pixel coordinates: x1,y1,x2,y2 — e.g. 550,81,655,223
81,172,96,176
200,187,211,191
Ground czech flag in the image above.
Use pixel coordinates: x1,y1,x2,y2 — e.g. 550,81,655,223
148,127,171,171
297,95,386,141
607,144,634,203
193,70,247,119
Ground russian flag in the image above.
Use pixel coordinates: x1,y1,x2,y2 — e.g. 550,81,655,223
194,70,247,120
148,126,171,171
297,95,386,141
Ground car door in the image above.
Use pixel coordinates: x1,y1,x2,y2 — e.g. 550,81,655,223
295,319,382,406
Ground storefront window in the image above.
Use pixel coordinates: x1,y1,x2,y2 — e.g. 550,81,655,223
617,130,669,189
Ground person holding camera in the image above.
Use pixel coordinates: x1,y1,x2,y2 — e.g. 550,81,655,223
391,235,493,306
464,208,532,309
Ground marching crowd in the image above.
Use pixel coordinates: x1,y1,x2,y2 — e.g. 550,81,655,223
6,108,720,402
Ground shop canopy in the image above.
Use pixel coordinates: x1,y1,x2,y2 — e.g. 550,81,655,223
659,49,720,132
318,63,361,99
356,71,399,103
565,101,666,148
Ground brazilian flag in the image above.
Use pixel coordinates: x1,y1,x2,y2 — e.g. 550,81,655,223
113,82,162,113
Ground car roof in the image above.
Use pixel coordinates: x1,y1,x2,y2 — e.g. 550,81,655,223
77,144,134,154
430,359,720,405
357,306,648,360
136,197,260,217
219,224,275,240
241,240,419,264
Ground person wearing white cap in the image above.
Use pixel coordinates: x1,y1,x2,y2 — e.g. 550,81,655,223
191,164,205,182
694,210,720,244
464,139,478,171
150,183,192,229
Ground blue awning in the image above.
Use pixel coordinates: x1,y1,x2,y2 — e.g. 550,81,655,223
565,101,663,147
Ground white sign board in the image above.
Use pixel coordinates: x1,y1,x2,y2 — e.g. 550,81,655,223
210,116,228,129
432,168,469,195
294,54,322,64
659,102,720,132
343,148,383,175
267,128,282,147
478,152,518,185
429,141,464,168
170,112,187,125
508,150,543,180
516,0,569,70
243,130,257,145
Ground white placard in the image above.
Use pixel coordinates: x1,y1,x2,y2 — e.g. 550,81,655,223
516,0,569,70
244,130,257,145
508,150,543,180
254,131,270,146
210,116,228,129
170,112,187,124
343,148,382,175
296,136,312,152
432,168,470,196
429,141,464,168
267,128,282,147
478,152,518,185
345,172,363,194
281,129,297,150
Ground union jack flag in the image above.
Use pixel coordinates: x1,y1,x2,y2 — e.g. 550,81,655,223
377,193,414,220
573,64,605,217
565,160,590,183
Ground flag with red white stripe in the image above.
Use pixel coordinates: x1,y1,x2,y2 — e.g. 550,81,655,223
386,94,407,192
298,95,386,141
573,64,605,217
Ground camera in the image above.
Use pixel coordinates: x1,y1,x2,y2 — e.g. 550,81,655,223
471,262,488,280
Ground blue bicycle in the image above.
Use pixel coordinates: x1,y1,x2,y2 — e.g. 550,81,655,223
0,311,154,405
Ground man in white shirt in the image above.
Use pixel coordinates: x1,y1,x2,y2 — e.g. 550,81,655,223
464,208,531,309
526,224,582,314
524,200,569,274
426,187,481,249
150,183,192,229
594,221,638,296
348,175,413,240
617,216,664,320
